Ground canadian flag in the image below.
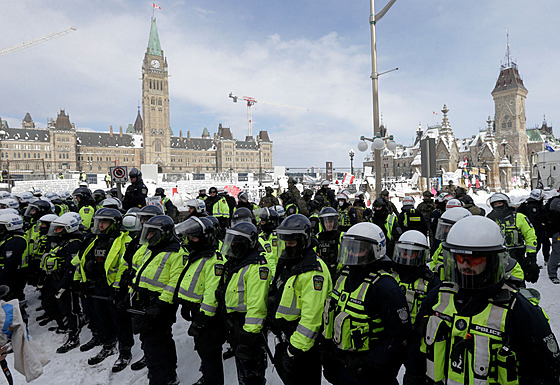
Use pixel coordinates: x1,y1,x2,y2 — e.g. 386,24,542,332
342,173,355,185
153,3,162,9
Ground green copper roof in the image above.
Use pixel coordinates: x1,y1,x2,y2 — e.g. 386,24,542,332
526,129,544,142
202,127,210,136
148,17,162,56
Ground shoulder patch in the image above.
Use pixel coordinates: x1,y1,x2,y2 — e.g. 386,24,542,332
259,266,269,280
313,275,324,291
214,264,224,276
142,189,148,195
271,238,278,247
264,243,272,253
83,208,90,214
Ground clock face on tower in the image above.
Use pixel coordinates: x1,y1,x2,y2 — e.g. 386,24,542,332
150,59,160,69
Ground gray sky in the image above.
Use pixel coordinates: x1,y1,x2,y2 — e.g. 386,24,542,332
1,1,558,170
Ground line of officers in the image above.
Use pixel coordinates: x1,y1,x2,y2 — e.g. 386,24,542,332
0,183,559,385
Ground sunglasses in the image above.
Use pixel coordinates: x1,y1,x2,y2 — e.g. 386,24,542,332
454,254,486,266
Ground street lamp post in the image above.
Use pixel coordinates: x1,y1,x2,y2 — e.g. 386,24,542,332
358,134,397,194
368,0,398,197
349,149,355,176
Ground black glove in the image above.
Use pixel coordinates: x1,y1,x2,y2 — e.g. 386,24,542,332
145,299,166,318
181,306,194,322
236,330,259,361
280,343,302,373
188,311,211,337
522,253,540,283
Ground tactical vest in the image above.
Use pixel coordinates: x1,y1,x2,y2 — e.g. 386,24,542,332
392,271,430,324
0,234,27,269
316,231,342,270
337,208,351,228
403,209,423,230
494,214,524,250
421,283,519,384
323,268,391,352
41,239,80,273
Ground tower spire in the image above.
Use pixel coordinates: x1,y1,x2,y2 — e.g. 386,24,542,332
147,17,162,57
501,29,517,70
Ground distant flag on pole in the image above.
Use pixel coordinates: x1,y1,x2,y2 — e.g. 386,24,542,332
545,140,555,152
153,3,162,9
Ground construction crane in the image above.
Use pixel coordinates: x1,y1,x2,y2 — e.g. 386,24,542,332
0,26,77,57
229,92,308,138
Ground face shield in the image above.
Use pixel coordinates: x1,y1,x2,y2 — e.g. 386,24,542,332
47,223,66,237
220,229,252,260
122,214,142,234
23,204,39,219
337,236,377,266
392,242,429,266
435,218,454,242
139,223,164,246
92,217,116,235
320,214,338,232
442,248,508,290
277,230,307,260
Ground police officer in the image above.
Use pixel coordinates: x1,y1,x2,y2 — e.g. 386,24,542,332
269,214,332,384
371,197,401,258
398,196,429,236
48,192,71,216
22,199,54,286
280,191,299,217
322,222,412,385
123,168,148,211
517,189,547,262
259,186,279,208
130,215,184,385
287,177,301,201
380,190,399,216
416,191,435,227
93,189,107,211
197,188,208,201
185,199,208,220
155,187,178,221
0,212,27,301
430,207,472,279
212,190,232,230
105,172,112,188
391,230,440,324
238,191,258,211
314,180,336,208
72,187,95,231
487,193,539,283
429,192,451,252
219,222,270,385
254,207,279,277
335,192,357,232
316,207,344,277
75,208,134,371
42,212,84,353
204,187,219,214
174,217,226,385
403,216,560,384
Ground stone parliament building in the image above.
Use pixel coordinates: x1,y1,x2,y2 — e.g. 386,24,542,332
364,45,557,191
0,17,273,178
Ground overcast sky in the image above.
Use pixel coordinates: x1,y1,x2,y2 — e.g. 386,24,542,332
1,1,558,170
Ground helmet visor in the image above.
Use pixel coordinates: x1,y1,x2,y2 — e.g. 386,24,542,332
338,236,377,266
139,224,163,246
92,217,116,235
122,214,141,233
277,230,307,260
253,208,269,224
47,224,66,237
319,214,338,232
221,229,251,259
174,218,204,239
392,243,429,266
443,248,508,289
435,219,454,241
23,204,39,219
231,216,252,227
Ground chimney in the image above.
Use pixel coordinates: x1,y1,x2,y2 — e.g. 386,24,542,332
119,125,123,138
110,125,113,137
179,130,183,140
187,131,191,141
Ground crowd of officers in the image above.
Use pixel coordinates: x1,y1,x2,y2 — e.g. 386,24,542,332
0,171,559,385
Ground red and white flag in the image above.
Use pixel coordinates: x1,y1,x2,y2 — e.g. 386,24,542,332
153,3,162,9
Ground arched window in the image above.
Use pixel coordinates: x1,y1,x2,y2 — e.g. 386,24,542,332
502,121,506,128
507,121,512,128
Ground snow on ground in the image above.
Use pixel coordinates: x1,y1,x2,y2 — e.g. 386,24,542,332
5,184,559,384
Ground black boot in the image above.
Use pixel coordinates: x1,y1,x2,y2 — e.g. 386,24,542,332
87,343,117,365
130,356,147,371
80,336,101,352
56,331,80,354
111,349,132,373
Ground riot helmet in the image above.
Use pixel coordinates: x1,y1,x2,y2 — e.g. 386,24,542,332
139,215,174,247
92,208,122,235
221,222,258,260
435,207,472,242
338,222,386,266
393,230,430,266
231,207,255,227
276,214,312,260
319,207,339,232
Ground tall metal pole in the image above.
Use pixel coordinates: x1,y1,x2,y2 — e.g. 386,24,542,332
370,0,382,197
